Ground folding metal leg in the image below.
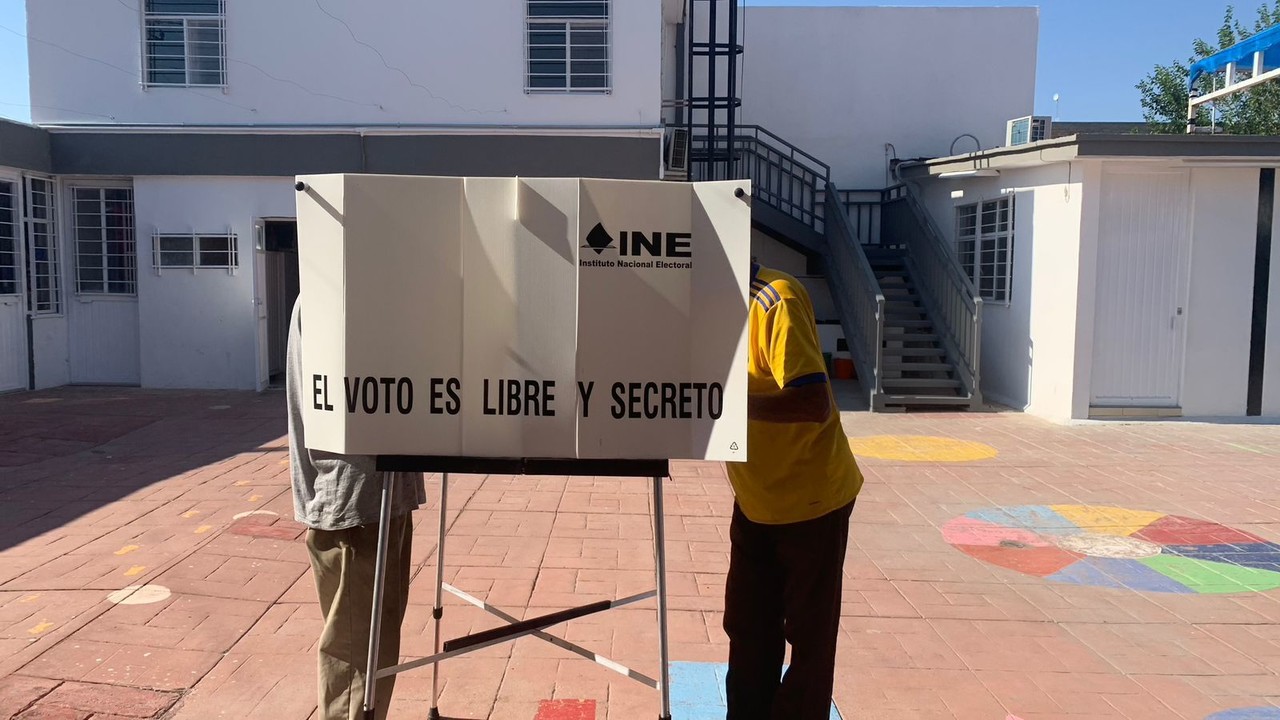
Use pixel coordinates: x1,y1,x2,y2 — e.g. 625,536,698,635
428,473,449,720
652,475,672,720
363,461,674,720
362,475,396,720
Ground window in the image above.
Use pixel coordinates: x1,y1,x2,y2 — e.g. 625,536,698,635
956,197,1014,303
152,232,238,271
0,181,17,296
144,0,226,87
74,188,136,295
527,0,610,92
25,178,60,314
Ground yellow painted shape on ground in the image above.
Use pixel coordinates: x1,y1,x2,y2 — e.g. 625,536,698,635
249,495,262,502
848,435,998,463
28,621,54,635
234,480,250,487
20,594,39,603
278,459,288,465
181,510,201,519
1050,505,1166,537
113,545,140,556
124,565,146,577
194,525,213,534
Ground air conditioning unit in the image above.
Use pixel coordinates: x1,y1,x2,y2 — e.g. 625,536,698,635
664,127,690,179
1006,116,1052,147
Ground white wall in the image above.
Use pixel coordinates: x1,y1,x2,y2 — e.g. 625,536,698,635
750,228,807,277
1181,167,1258,417
737,7,1038,189
133,177,295,389
916,161,1086,421
28,0,663,128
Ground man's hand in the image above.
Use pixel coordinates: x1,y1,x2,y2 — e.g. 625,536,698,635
748,383,832,424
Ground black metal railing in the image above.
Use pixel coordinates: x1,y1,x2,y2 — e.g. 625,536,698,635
823,183,885,404
834,188,888,247
880,184,983,406
689,124,903,406
690,125,830,232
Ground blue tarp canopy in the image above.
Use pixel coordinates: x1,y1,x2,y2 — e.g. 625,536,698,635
1189,24,1280,89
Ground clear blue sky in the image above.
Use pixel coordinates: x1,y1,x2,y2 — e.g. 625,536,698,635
0,0,1254,123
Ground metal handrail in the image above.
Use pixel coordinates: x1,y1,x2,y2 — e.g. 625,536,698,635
883,184,983,404
690,125,886,406
744,125,832,177
690,125,830,232
823,183,885,404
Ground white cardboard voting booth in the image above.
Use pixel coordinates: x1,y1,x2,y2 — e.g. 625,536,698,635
293,174,752,720
296,174,751,461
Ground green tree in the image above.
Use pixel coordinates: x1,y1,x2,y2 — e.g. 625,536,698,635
1138,2,1280,134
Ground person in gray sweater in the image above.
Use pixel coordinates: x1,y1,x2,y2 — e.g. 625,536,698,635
286,301,426,720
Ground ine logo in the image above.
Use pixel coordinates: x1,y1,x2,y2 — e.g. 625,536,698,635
580,222,695,270
584,222,615,255
580,223,693,258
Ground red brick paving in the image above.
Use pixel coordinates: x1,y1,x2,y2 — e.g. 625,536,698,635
37,683,176,718
0,676,58,718
1,387,1280,719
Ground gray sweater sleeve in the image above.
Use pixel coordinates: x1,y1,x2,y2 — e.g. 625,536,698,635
286,302,426,530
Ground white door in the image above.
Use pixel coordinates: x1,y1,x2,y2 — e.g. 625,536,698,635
1091,169,1191,407
0,177,27,392
67,185,141,385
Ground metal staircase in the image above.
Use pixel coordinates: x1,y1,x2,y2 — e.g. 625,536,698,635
866,248,972,407
689,126,984,411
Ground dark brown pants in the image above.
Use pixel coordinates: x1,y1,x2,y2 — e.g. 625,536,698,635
724,500,853,720
307,515,413,720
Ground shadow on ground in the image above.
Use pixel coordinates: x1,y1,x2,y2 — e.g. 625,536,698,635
0,386,286,556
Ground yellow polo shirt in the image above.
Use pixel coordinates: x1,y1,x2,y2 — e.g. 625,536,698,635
726,264,863,524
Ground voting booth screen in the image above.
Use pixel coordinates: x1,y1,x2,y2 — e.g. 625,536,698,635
295,175,751,461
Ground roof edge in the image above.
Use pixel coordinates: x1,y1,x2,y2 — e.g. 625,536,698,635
901,133,1280,178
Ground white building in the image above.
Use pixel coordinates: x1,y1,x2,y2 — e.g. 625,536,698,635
2,1,1040,398
903,135,1280,421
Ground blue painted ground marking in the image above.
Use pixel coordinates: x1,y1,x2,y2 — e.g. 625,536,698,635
669,661,842,719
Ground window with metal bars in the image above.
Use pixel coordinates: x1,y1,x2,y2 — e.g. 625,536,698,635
0,181,17,296
526,0,610,92
144,0,226,87
956,197,1014,304
25,178,61,314
152,232,238,271
74,188,137,295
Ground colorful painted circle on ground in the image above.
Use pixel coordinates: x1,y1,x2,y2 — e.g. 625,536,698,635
942,505,1280,594
848,435,998,462
1205,708,1280,719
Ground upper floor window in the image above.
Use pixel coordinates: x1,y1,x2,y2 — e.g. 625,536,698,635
956,197,1014,304
527,1,610,93
144,0,226,87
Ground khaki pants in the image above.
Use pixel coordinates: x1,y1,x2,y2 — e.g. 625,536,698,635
306,515,413,720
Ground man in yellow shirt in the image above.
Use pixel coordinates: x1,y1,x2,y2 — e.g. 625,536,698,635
724,262,864,719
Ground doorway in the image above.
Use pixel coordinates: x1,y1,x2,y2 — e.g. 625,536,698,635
1090,169,1191,408
264,219,299,387
0,176,26,393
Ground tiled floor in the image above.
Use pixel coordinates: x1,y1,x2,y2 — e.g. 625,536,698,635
1,387,1279,719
